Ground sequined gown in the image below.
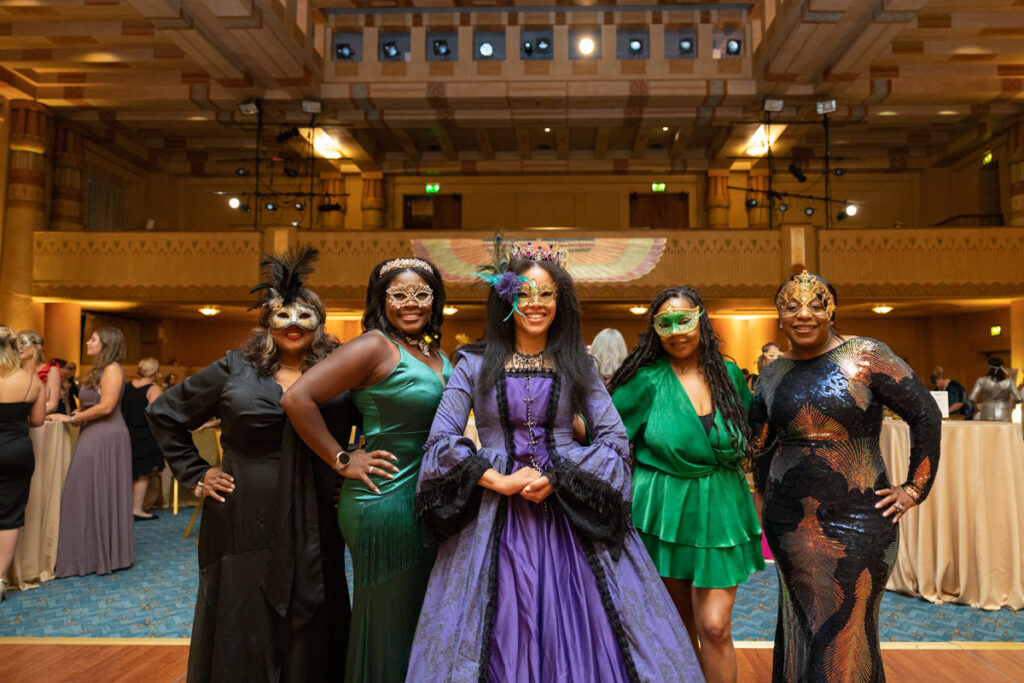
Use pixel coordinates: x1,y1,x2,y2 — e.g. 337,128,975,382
749,338,941,682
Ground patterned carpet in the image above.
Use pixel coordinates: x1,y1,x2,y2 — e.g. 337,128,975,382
1,512,1022,641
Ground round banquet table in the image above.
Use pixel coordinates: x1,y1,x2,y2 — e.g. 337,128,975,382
881,418,1024,611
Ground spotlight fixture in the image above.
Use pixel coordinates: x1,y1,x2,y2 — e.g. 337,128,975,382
432,39,450,57
872,305,893,315
442,306,458,316
845,204,858,217
816,99,838,115
763,98,785,113
381,41,400,60
283,165,300,178
836,210,850,222
804,206,815,216
745,198,759,209
778,203,789,212
294,202,304,211
834,167,845,176
238,99,260,116
265,201,277,211
679,38,695,55
236,167,249,177
629,305,649,316
290,221,299,227
725,39,742,55
198,306,221,317
537,37,551,54
788,162,807,183
577,37,596,56
317,202,342,212
522,40,533,56
301,99,322,114
228,197,241,209
478,41,494,58
335,43,355,60
276,126,300,143
544,127,551,133
628,39,643,55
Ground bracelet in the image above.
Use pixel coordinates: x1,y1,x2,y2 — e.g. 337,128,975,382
901,483,922,501
334,450,351,472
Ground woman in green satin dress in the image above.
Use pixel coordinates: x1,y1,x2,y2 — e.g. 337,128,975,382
609,285,764,683
281,257,450,683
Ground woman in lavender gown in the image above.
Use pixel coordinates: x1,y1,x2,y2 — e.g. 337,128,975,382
407,242,703,682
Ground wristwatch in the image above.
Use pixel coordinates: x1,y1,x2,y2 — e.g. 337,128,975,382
335,450,351,471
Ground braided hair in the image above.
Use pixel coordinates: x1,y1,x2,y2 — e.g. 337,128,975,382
608,286,751,449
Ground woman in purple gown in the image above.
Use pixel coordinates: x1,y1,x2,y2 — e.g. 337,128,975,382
407,243,703,682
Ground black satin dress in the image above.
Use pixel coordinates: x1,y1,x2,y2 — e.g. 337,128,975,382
147,351,352,683
750,338,941,682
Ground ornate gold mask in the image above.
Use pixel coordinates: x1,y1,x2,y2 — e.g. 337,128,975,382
517,279,558,306
386,282,434,308
775,271,835,320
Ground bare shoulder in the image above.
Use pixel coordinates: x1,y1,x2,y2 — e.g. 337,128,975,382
333,330,395,361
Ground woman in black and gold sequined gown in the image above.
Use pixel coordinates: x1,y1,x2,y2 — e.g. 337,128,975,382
750,271,941,682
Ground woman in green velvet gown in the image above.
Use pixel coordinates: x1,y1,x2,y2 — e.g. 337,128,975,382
609,285,764,683
281,257,450,683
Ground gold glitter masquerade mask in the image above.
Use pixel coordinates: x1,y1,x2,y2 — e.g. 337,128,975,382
16,335,36,350
517,279,558,306
653,306,703,338
268,302,320,331
386,282,434,308
776,270,836,320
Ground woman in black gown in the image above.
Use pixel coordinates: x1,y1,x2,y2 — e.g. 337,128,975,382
147,248,349,682
749,271,941,682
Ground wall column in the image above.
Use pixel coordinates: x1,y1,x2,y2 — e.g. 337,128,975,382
319,173,347,230
44,302,82,365
1008,118,1024,225
1011,299,1024,384
360,172,384,229
746,170,770,229
705,170,730,229
0,101,52,330
51,126,84,231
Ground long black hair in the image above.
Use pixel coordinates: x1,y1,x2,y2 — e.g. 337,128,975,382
608,286,751,448
362,258,446,343
460,258,592,413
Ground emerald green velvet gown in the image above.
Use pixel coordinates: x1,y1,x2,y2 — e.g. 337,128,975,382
338,338,452,683
613,357,765,588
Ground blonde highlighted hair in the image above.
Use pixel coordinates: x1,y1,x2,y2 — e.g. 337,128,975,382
0,326,20,377
137,357,160,379
17,329,44,364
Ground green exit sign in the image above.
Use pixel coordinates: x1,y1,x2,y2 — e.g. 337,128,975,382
651,182,666,192
425,183,440,194
982,151,993,166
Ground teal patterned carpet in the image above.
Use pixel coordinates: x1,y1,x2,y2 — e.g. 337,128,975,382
1,511,1022,641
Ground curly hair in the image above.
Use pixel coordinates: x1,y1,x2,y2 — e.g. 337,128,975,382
240,287,339,376
608,286,751,449
361,257,446,345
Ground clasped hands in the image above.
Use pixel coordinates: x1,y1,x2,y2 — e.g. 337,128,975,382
499,467,553,503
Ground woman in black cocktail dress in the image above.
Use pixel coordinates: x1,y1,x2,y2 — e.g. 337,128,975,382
749,271,941,682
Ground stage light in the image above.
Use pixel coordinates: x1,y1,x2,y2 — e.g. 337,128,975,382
816,99,837,115
837,210,849,221
679,38,694,55
276,126,300,143
442,306,458,316
238,100,259,116
577,37,595,56
834,167,845,176
544,127,551,133
629,305,648,316
522,40,533,56
335,43,354,60
745,198,758,209
290,221,299,227
198,306,221,317
725,39,742,55
537,38,551,54
872,305,893,315
228,197,241,209
317,202,342,212
265,201,277,211
294,202,304,211
382,41,400,59
788,163,807,183
628,39,643,55
239,203,250,212
662,126,669,132
779,203,789,212
845,204,858,216
283,165,300,178
432,39,450,57
804,206,815,216
236,167,249,177
301,99,322,114
478,42,494,58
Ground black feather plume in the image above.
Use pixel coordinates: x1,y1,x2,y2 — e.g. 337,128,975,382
249,244,319,309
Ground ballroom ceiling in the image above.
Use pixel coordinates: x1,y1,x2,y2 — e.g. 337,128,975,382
1,0,1022,177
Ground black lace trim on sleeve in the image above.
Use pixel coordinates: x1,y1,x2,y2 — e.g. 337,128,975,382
546,459,631,561
414,454,492,545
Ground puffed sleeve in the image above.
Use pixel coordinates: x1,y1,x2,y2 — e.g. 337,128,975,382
611,368,653,445
415,356,494,543
146,353,232,489
748,376,777,493
864,341,942,503
547,367,633,560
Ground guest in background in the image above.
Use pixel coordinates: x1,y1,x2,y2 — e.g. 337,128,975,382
0,326,46,603
968,357,1021,422
62,361,79,414
930,367,973,420
17,330,61,415
121,357,165,520
590,327,629,387
51,359,70,414
749,342,783,392
162,372,179,389
750,271,941,682
49,327,134,577
610,285,763,683
148,247,349,682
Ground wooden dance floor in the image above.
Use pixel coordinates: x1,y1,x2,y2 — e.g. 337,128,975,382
1,639,1022,681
